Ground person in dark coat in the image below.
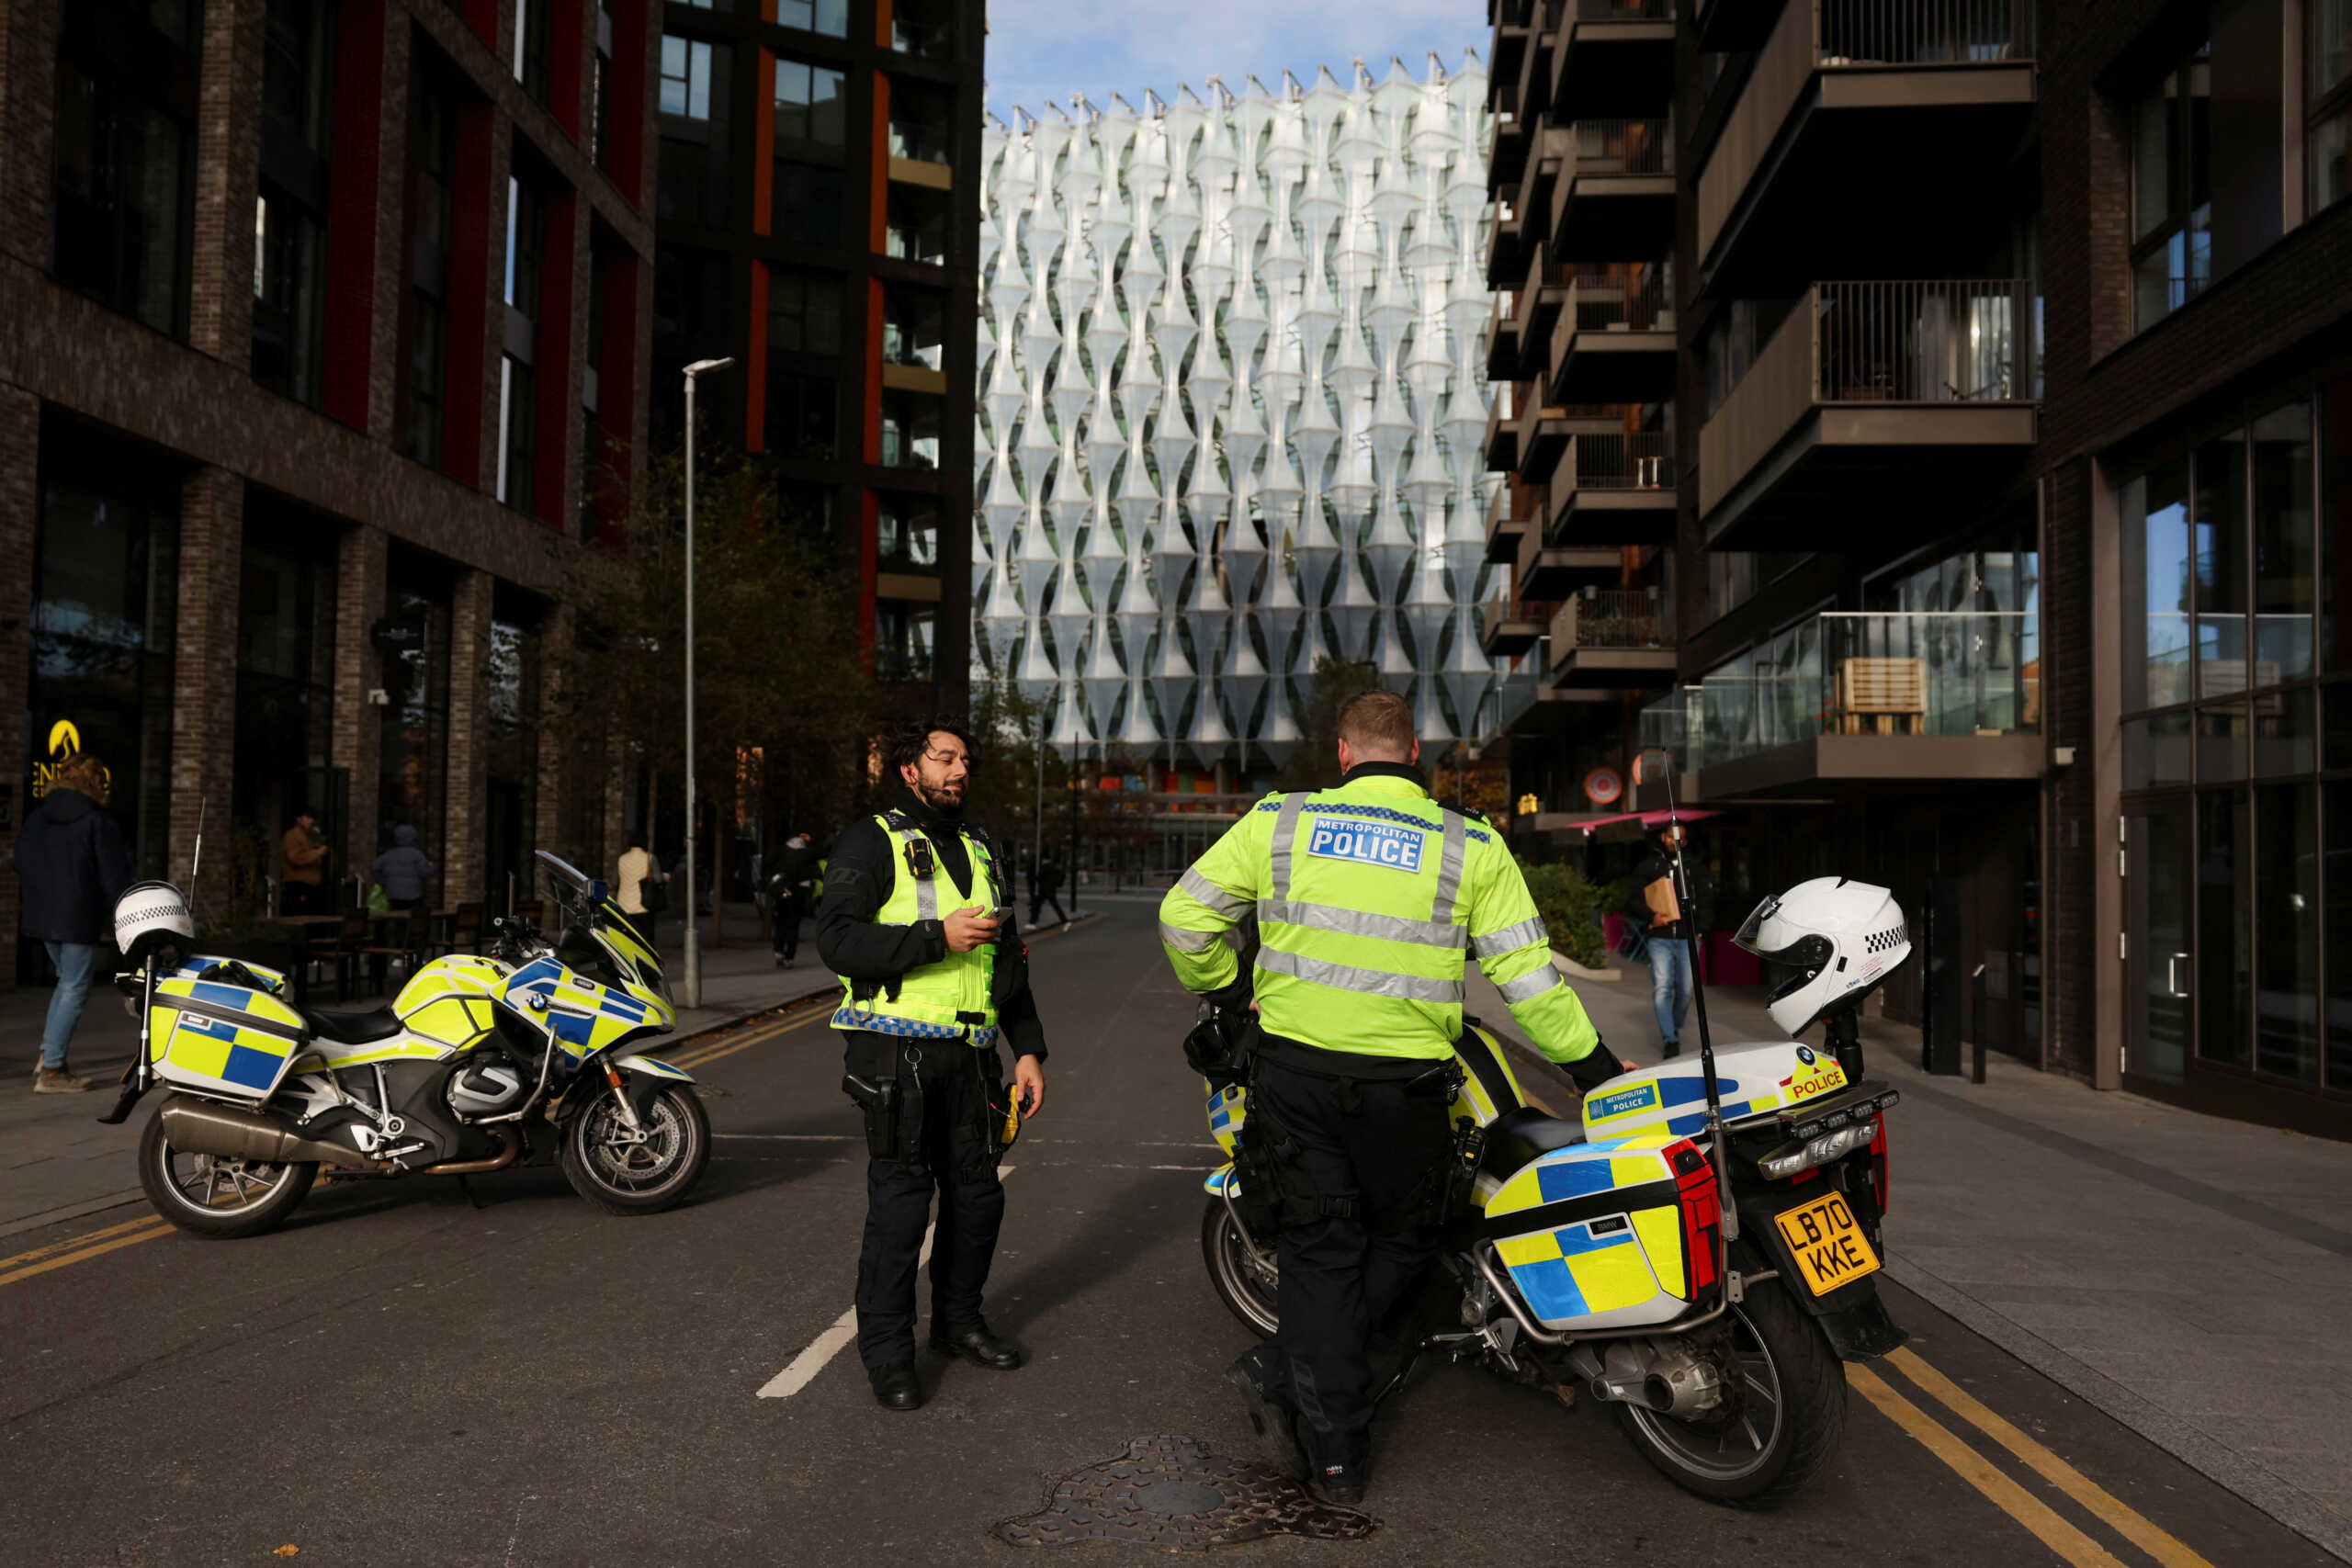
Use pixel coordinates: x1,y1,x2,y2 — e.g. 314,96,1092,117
1027,852,1069,929
767,832,818,967
13,755,132,1092
370,825,435,910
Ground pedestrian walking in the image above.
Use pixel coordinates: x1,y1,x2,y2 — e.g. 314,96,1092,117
616,839,665,951
1158,689,1624,1504
1026,852,1068,929
279,808,330,915
13,754,131,1093
370,825,435,911
766,831,817,967
1631,818,1711,1060
819,716,1048,1414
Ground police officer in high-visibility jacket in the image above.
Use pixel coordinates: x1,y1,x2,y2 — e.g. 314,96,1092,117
1158,689,1622,1503
818,716,1047,1413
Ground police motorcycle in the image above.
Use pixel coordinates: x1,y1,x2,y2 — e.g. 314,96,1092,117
1193,877,1912,1506
101,851,709,1238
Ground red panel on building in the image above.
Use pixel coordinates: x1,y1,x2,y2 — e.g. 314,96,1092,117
532,187,579,527
322,0,386,432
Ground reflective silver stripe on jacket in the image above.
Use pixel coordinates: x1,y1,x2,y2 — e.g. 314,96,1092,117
1471,917,1550,961
1256,945,1467,1004
1258,899,1468,950
1430,811,1468,923
1268,795,1306,900
1177,865,1252,920
1498,966,1566,1004
1159,922,1221,953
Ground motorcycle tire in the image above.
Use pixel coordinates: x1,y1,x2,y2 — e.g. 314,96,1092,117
1611,1252,1847,1507
1200,1194,1280,1337
137,1107,316,1240
560,1084,710,1215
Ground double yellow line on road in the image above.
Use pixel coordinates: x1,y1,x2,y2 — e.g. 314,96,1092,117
1855,1347,2213,1568
662,1003,831,1072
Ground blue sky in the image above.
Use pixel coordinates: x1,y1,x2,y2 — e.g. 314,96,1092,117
981,0,1487,121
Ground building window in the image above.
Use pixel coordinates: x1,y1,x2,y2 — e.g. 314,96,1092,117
881,286,944,369
379,579,452,891
2312,0,2352,213
254,0,333,406
234,527,338,891
2129,44,2211,333
771,161,843,244
767,266,842,353
876,601,935,682
51,5,198,338
877,497,939,570
402,79,458,467
763,370,838,459
504,176,544,319
498,357,537,511
591,12,613,168
889,0,950,57
513,0,550,101
775,58,847,146
778,0,849,38
879,390,940,468
886,186,950,265
658,35,729,227
887,79,954,164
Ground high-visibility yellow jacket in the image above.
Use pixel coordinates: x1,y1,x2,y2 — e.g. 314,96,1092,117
1157,765,1603,1066
830,812,1001,1044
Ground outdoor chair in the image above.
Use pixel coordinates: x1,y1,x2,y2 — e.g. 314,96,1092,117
332,909,370,1003
356,907,430,998
1835,656,1928,735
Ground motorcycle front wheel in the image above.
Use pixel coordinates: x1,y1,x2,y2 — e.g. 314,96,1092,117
138,1108,316,1239
560,1084,709,1214
1200,1194,1279,1337
1612,1263,1847,1506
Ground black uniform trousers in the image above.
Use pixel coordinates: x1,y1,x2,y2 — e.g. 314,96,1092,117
844,1030,1010,1371
773,889,804,960
1252,1051,1452,1470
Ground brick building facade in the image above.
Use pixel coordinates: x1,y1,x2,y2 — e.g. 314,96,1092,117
0,0,660,976
1487,0,2352,1134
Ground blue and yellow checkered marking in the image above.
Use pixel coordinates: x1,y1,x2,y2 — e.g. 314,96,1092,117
827,1005,1000,1047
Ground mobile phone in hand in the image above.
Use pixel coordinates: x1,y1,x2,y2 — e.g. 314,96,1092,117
988,905,1014,928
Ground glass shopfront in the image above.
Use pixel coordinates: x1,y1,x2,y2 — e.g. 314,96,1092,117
379,562,451,887
235,506,340,916
2116,378,2352,1122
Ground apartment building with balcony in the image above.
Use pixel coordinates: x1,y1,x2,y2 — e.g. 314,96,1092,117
650,0,979,699
0,0,659,978
1489,0,2352,1135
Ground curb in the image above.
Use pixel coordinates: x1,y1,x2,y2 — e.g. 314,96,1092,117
1885,1253,2352,1564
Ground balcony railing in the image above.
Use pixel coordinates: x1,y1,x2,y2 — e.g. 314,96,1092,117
1552,587,1666,650
1818,0,2033,63
1575,118,1671,175
1816,278,2033,402
1658,610,2039,772
1569,263,1669,332
1576,0,1672,17
1565,430,1673,490
1484,597,1562,640
888,121,951,164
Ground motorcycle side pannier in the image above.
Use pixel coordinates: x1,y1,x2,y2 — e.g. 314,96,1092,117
145,963,308,1102
1483,1136,1719,1333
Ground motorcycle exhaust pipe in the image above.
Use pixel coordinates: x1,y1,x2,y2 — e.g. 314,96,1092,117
158,1096,381,1170
417,1126,522,1176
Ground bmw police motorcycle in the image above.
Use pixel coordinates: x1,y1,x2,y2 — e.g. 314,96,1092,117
1197,877,1910,1506
101,852,708,1238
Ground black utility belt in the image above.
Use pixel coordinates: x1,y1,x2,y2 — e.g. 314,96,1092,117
1255,1032,1459,1088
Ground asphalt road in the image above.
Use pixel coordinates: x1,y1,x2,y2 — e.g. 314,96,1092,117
0,903,2331,1567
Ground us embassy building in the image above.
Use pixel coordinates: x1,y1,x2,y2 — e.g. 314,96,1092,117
972,57,1507,837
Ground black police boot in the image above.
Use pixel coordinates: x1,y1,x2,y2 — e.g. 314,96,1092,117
868,1360,923,1411
1224,1351,1307,1480
1311,1458,1367,1506
929,1319,1026,1370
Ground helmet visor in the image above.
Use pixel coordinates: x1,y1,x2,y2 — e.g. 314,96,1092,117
1733,896,1779,955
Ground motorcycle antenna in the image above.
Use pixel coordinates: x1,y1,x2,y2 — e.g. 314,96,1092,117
187,796,207,926
1631,749,1737,1244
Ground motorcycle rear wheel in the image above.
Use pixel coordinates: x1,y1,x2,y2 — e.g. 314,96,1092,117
560,1084,709,1214
138,1108,316,1239
1200,1194,1279,1337
1612,1263,1847,1506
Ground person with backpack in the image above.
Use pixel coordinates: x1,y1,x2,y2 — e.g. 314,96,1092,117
1628,819,1711,1059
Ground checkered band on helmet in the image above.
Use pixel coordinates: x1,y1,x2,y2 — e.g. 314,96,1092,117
1863,924,1908,955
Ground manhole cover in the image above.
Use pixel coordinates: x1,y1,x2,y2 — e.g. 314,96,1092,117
995,1434,1375,1551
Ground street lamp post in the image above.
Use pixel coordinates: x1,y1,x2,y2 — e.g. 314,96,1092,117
681,356,735,1010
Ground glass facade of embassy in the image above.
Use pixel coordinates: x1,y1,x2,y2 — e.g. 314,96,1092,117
973,58,1505,773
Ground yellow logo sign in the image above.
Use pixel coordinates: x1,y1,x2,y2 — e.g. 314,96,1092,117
32,719,107,800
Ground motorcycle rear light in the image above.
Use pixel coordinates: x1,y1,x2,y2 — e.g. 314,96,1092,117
1870,1122,1889,1213
1665,1137,1720,1298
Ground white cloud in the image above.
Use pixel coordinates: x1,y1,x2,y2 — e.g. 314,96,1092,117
982,0,1484,118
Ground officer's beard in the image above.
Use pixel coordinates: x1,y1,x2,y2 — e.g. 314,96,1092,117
909,775,967,818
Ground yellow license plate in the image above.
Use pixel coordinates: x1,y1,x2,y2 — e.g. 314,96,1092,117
1772,1191,1881,1296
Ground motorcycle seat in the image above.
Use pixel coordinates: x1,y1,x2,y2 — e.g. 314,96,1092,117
301,1007,404,1046
1482,1104,1588,1177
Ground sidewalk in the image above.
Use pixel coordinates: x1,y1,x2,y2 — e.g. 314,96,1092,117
0,901,834,1243
1469,956,2352,1561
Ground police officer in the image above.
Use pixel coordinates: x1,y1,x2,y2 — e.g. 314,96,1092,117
818,716,1048,1412
1158,689,1622,1503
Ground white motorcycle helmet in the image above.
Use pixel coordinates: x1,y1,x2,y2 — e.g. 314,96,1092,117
114,880,195,967
1734,876,1912,1037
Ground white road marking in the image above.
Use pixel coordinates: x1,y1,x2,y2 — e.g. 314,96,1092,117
756,1164,1016,1401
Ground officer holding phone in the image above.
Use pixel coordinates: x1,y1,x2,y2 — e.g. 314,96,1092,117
817,716,1048,1413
